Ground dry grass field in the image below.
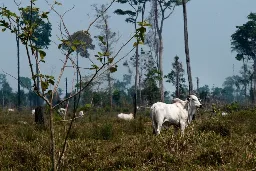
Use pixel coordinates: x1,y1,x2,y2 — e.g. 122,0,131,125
0,108,255,170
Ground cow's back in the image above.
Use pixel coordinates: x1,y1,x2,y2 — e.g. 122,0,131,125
163,103,184,124
151,102,183,125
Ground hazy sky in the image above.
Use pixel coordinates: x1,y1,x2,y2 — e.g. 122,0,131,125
0,0,255,94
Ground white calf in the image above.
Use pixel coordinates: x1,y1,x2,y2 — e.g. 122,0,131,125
221,112,228,116
57,108,67,118
8,108,15,112
78,110,84,117
32,109,35,115
117,113,134,121
150,95,202,135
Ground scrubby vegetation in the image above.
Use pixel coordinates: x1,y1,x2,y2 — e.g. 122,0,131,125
0,109,255,170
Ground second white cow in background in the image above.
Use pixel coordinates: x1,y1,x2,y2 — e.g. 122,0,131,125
117,113,134,121
32,109,35,115
57,108,67,118
150,95,202,135
77,110,84,117
8,108,15,112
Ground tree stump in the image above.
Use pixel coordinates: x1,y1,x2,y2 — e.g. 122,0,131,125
35,106,44,125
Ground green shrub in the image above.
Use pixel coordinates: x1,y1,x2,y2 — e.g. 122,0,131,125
15,125,37,142
197,120,230,137
194,150,223,166
104,106,111,112
91,122,114,140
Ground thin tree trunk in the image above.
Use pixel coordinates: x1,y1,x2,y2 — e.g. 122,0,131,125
139,67,142,106
182,0,193,94
176,69,180,98
74,52,79,109
159,37,164,101
243,62,247,104
251,77,254,104
76,52,79,92
16,22,21,110
175,57,180,98
49,107,56,171
36,50,40,106
253,60,256,104
196,77,199,93
153,0,164,102
108,70,112,108
103,16,112,109
2,89,4,109
139,2,146,106
65,77,68,98
176,74,180,98
134,44,139,117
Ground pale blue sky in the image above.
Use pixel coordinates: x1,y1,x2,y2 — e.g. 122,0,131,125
0,0,255,94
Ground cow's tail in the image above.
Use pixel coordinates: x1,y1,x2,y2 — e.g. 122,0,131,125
150,105,158,134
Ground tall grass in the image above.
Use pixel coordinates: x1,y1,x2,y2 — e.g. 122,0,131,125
0,109,255,170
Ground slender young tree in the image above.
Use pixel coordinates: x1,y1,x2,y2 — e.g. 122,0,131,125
16,22,21,109
20,6,52,106
182,0,193,94
0,74,7,108
62,30,95,108
0,1,147,169
196,77,199,94
115,0,149,116
152,0,177,101
164,55,186,98
94,3,119,109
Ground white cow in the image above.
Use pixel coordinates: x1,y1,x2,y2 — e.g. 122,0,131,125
117,113,134,121
150,95,202,135
8,108,15,112
57,108,67,118
78,110,84,117
32,109,35,115
221,112,228,116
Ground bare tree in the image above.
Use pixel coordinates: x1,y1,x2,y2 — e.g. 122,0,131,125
94,4,120,109
182,0,193,94
114,0,149,117
152,0,176,101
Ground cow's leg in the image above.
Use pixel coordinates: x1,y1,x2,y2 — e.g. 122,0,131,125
156,120,164,135
180,121,186,136
152,121,157,135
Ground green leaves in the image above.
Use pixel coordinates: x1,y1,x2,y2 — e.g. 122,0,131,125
133,21,150,47
109,65,118,73
71,46,77,51
98,36,106,45
60,31,94,58
41,12,49,19
137,21,151,27
114,9,136,17
235,54,244,61
231,12,256,61
38,50,46,62
108,58,114,63
32,73,55,92
90,64,99,70
39,74,55,92
98,36,104,42
54,1,62,5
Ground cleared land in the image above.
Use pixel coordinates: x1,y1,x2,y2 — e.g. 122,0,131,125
0,109,255,170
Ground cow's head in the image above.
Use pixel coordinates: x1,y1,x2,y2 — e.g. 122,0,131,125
187,95,202,108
